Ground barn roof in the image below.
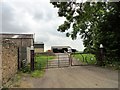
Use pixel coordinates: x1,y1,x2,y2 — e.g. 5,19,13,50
0,33,34,39
51,46,71,49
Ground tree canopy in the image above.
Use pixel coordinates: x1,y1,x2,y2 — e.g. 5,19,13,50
51,1,120,66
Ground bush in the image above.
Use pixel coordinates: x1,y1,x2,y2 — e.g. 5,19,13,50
20,64,31,73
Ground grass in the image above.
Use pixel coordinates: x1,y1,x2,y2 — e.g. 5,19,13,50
6,54,55,88
73,53,96,65
35,55,55,69
19,54,55,78
31,54,55,77
73,53,120,70
31,70,44,78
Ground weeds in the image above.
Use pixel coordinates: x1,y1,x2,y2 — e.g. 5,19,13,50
31,70,44,78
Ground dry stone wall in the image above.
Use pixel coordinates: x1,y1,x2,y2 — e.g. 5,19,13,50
1,40,18,85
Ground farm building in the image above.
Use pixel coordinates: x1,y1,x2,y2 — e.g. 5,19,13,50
0,33,35,86
0,33,34,69
51,46,71,53
1,33,34,47
34,42,44,53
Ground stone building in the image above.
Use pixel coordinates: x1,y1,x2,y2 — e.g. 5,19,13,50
34,42,44,53
0,33,35,86
0,33,34,69
1,33,34,47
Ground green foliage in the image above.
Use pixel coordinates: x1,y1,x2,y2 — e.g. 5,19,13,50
20,55,55,73
20,64,31,73
31,70,44,78
19,55,55,78
35,55,55,69
73,53,96,64
51,2,120,67
31,55,55,77
35,55,47,69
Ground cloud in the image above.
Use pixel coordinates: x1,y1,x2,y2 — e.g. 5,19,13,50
1,0,85,51
1,2,30,33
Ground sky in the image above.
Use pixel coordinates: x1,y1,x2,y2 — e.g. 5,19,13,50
1,0,85,51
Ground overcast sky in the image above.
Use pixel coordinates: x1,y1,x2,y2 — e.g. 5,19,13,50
1,0,84,51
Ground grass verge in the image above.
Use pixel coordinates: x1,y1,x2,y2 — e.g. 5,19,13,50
31,70,44,78
20,54,55,77
5,54,55,88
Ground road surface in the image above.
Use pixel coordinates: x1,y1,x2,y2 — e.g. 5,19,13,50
10,53,118,88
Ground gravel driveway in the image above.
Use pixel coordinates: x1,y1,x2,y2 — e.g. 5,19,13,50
11,53,118,88
30,66,118,88
47,53,70,68
12,66,118,88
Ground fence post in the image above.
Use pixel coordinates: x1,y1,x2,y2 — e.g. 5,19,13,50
99,44,104,66
47,54,48,69
69,54,70,66
58,54,60,68
30,46,34,71
70,53,72,66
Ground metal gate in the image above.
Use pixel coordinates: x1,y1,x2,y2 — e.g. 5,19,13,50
70,53,96,66
47,53,70,68
35,53,96,70
35,53,70,69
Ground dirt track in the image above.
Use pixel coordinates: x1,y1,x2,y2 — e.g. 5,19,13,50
13,66,118,88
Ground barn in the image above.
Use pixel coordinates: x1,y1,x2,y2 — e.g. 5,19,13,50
51,46,71,53
0,33,34,69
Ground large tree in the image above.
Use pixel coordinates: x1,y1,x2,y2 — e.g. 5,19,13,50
51,2,120,65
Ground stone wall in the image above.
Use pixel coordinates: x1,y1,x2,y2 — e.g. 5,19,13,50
2,38,33,69
1,40,18,85
0,44,2,88
2,38,33,47
35,48,44,53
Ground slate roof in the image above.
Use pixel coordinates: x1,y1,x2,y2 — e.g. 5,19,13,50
0,33,34,39
34,43,44,48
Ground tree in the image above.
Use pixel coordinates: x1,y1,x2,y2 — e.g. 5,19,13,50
98,3,120,64
51,2,120,66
